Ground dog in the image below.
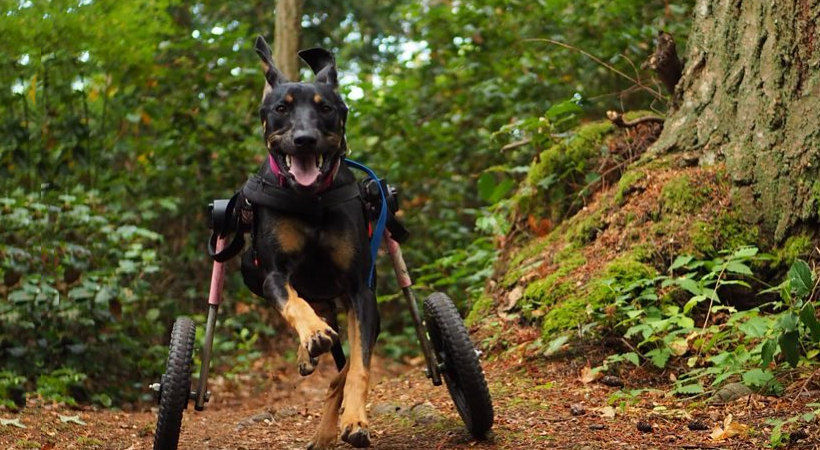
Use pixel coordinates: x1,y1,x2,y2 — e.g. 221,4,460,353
239,36,379,449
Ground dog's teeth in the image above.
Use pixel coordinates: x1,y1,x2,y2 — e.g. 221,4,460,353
286,155,293,167
317,155,323,168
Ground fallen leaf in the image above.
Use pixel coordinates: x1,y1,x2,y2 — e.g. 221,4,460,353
0,418,26,428
594,406,616,419
579,364,601,384
59,414,87,425
710,414,748,441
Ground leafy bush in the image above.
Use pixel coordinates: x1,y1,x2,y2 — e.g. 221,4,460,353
588,248,820,396
0,188,169,404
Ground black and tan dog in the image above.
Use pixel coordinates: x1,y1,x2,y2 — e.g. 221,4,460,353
241,36,378,449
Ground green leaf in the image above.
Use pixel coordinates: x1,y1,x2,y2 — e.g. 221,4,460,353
673,383,704,395
799,303,820,343
543,335,569,356
674,277,702,295
683,295,707,314
732,247,759,258
742,368,774,388
779,331,800,368
724,261,753,276
669,255,693,271
623,352,640,367
789,260,814,298
761,339,777,368
777,313,799,332
738,316,769,339
646,348,671,368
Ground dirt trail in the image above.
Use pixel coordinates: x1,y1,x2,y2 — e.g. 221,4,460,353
3,343,819,449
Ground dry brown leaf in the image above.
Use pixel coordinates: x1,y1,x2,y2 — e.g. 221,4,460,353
710,414,748,441
579,364,601,384
594,406,616,419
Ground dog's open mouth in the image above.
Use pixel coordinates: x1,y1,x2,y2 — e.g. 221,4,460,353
285,154,323,186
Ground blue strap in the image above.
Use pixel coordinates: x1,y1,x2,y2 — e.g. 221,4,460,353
344,158,387,288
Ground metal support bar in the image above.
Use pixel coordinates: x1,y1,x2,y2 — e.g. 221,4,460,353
195,303,218,411
385,235,441,385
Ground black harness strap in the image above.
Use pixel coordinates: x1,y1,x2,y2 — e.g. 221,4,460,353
241,174,362,220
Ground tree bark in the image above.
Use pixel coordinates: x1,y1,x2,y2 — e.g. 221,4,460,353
274,0,302,81
652,0,820,241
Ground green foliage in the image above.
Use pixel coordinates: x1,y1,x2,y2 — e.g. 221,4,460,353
1,189,168,404
599,249,820,397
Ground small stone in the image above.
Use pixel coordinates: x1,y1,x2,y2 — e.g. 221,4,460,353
570,403,586,416
589,423,607,430
410,402,442,425
600,376,624,387
709,382,752,404
687,420,709,431
637,420,653,433
370,403,406,417
274,406,299,419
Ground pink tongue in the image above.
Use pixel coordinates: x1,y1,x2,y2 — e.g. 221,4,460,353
289,155,320,186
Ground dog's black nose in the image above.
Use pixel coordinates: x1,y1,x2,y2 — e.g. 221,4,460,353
293,131,318,148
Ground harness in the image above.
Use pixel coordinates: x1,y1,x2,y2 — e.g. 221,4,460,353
207,158,408,289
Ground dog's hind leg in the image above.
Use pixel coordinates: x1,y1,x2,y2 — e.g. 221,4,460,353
263,275,339,365
307,362,349,450
340,289,379,448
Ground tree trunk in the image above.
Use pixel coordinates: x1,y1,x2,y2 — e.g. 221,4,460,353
274,0,302,81
652,0,820,242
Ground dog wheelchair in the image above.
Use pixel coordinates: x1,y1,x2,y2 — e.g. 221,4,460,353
151,160,494,449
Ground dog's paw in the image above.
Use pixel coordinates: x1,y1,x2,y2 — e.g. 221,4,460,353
297,344,318,376
340,422,370,448
305,325,338,358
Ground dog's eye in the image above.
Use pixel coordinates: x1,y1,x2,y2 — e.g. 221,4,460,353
274,104,288,114
320,104,333,114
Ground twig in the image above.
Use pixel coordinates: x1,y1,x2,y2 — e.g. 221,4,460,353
606,110,665,128
695,266,727,360
501,138,532,152
525,38,666,102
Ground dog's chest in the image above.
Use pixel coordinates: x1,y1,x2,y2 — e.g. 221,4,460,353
270,217,354,271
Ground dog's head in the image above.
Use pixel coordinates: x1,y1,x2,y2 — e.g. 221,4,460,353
254,36,349,192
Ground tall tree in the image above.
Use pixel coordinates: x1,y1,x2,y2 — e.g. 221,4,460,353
653,0,820,241
274,0,302,80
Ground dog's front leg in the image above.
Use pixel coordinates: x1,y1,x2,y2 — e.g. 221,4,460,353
340,287,379,448
263,272,338,371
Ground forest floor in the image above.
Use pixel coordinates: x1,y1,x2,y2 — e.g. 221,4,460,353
2,330,820,450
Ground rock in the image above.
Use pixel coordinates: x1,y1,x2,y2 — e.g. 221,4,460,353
409,402,442,425
589,423,607,430
236,411,275,430
709,382,752,404
569,403,586,416
600,376,624,387
274,406,300,419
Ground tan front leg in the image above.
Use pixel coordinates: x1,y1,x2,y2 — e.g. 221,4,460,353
340,312,371,448
307,363,349,450
281,284,338,360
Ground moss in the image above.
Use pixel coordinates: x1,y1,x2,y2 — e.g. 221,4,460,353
520,250,586,311
540,253,655,336
541,296,589,336
500,235,556,287
773,233,814,268
689,211,759,256
566,209,606,246
517,120,614,222
466,294,495,327
660,174,710,214
614,170,646,206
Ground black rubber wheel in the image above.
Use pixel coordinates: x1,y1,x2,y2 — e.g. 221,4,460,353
153,316,196,450
423,292,494,438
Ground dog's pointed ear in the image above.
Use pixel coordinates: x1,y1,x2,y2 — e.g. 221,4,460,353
255,35,287,87
298,47,338,88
